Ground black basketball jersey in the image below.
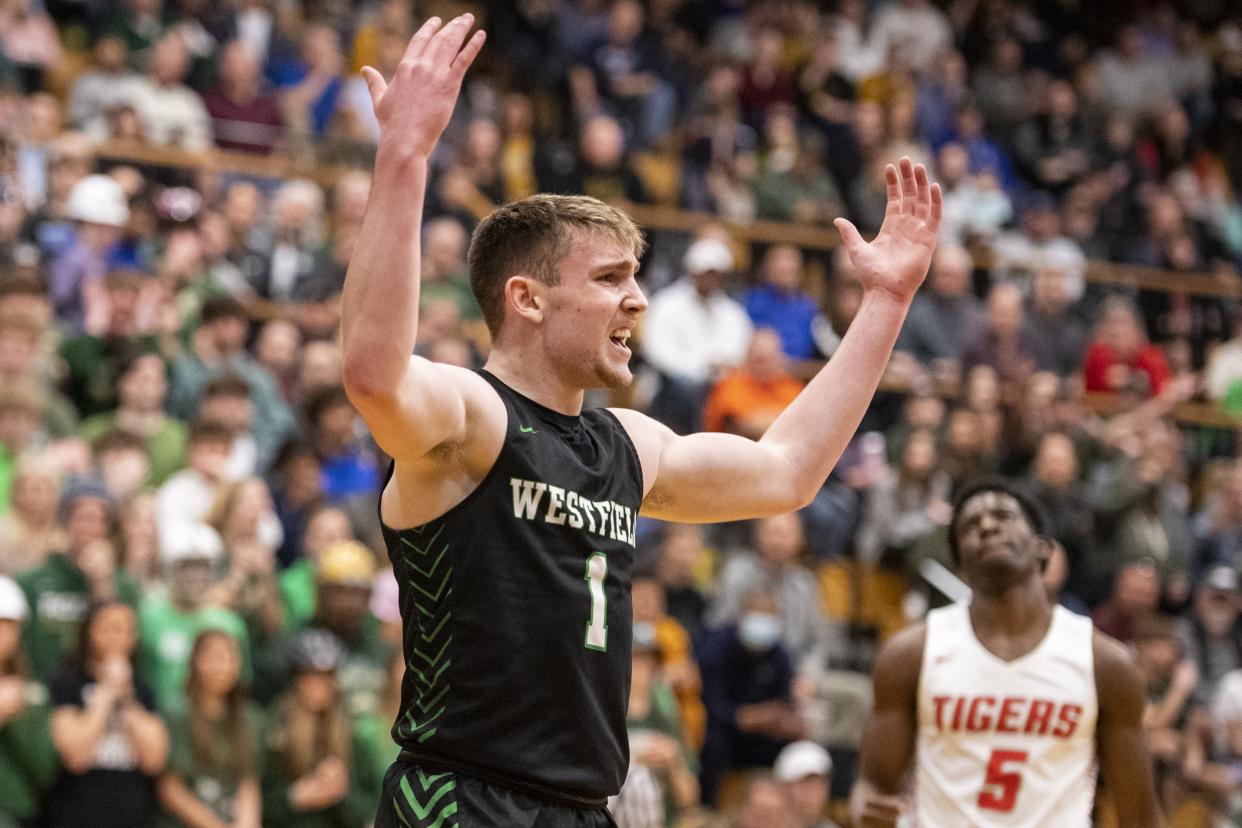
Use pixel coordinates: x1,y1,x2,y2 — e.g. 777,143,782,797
380,370,644,808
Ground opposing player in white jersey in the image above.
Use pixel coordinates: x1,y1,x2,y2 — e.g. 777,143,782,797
851,479,1163,827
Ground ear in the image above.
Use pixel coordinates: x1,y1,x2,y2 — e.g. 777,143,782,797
504,274,545,326
1035,536,1055,570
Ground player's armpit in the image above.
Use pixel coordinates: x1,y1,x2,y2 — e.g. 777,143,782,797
852,623,926,826
345,357,498,462
608,408,806,522
1094,632,1166,828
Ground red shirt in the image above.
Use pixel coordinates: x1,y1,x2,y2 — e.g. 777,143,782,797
1082,341,1170,395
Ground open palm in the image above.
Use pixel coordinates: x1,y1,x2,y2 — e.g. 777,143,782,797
834,157,942,302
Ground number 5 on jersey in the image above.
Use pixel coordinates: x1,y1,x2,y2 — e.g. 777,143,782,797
584,553,608,651
979,749,1028,812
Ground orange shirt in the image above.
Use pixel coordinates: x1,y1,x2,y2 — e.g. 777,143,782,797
703,371,805,434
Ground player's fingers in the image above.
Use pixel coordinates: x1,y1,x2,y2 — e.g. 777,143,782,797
834,217,865,256
403,15,443,63
360,66,387,110
928,181,943,235
451,29,487,78
899,156,917,215
913,163,930,219
427,13,475,66
882,163,901,218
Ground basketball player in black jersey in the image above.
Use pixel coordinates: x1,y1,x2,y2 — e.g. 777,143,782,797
343,14,942,828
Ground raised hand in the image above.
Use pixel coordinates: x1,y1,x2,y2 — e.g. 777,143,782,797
834,157,942,302
361,14,486,158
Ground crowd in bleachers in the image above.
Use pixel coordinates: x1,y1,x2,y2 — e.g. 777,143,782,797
3,0,1242,826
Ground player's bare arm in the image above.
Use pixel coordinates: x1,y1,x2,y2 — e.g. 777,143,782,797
849,622,926,828
614,158,941,523
340,16,494,467
1093,631,1165,828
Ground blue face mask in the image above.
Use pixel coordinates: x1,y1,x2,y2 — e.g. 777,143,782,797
739,612,782,652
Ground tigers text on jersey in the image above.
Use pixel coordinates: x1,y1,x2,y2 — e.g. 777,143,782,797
380,370,644,809
914,603,1098,827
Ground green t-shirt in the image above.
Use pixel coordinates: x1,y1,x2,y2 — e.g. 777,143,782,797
138,597,251,712
0,445,13,516
421,272,481,321
18,554,142,681
79,413,188,487
261,729,381,828
157,703,264,828
0,681,58,823
278,561,316,633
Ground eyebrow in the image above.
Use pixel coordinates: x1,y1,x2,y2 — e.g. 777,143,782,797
590,259,639,274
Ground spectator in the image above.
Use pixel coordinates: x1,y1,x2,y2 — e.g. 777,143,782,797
281,23,347,143
92,429,151,502
869,0,953,76
78,352,185,486
203,39,285,155
137,522,248,711
157,629,262,828
894,244,983,379
642,238,752,434
204,477,285,641
199,374,258,479
698,586,803,806
1092,560,1162,644
773,740,840,828
755,134,843,224
703,329,804,438
155,420,232,551
585,0,676,148
419,216,478,321
0,450,64,574
169,296,296,464
0,381,46,512
708,513,827,680
47,600,169,828
632,570,704,751
19,480,141,680
1025,431,1096,604
654,523,709,641
623,626,700,826
116,491,160,592
855,428,952,567
571,113,652,205
303,385,379,504
734,773,797,828
126,33,213,151
261,628,380,828
278,504,354,629
255,317,303,402
990,191,1087,300
49,176,130,334
1133,614,1197,777
961,282,1039,384
1083,297,1171,396
248,178,326,304
67,36,140,140
269,440,327,570
0,575,58,826
1176,566,1242,700
1095,26,1175,116
1025,266,1089,377
744,245,818,362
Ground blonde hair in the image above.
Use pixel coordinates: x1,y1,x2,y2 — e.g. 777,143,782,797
467,194,646,336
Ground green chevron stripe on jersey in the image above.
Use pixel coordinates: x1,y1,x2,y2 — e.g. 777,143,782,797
393,767,458,828
399,524,452,746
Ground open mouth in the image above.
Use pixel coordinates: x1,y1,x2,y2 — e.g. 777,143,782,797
609,330,631,354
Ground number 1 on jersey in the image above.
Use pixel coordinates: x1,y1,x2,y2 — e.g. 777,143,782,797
584,553,608,651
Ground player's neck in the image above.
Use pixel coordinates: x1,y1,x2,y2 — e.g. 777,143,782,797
484,350,586,416
970,577,1052,637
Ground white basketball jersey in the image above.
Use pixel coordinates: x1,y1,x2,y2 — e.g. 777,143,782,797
913,603,1098,827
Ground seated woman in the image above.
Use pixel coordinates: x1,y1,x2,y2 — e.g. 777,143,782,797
47,600,169,828
157,629,262,827
262,629,380,827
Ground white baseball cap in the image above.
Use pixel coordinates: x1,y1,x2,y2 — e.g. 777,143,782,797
683,238,734,275
0,575,28,622
64,174,130,228
162,522,224,567
773,740,833,782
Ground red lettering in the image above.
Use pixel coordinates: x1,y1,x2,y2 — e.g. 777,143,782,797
951,697,966,731
1023,699,1054,736
1053,703,1083,738
966,696,996,732
996,697,1023,734
932,696,952,731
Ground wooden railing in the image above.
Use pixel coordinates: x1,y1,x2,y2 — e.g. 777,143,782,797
86,138,1242,430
